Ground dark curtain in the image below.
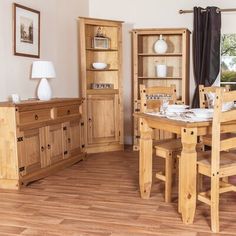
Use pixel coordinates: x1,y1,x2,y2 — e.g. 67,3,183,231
192,6,221,108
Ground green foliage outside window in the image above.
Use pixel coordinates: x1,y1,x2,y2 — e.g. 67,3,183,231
221,34,236,56
221,34,236,90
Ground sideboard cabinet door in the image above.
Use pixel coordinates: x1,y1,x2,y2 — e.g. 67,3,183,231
68,120,82,157
18,128,44,176
46,124,64,165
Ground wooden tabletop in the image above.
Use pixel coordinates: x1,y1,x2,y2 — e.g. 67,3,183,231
134,112,211,128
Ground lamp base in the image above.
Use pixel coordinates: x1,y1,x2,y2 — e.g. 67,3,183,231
37,78,52,101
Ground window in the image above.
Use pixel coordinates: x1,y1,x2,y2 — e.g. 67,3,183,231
221,34,236,90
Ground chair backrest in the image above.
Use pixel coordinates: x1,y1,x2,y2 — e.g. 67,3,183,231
199,85,230,108
211,88,236,172
140,84,177,112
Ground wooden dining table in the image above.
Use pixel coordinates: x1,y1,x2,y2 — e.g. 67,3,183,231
134,112,236,225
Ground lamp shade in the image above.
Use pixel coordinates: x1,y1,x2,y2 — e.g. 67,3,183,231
31,61,56,79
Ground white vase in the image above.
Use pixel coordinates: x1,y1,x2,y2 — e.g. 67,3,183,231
154,35,168,54
156,65,167,77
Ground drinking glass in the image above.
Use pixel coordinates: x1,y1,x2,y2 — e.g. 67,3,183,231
160,99,169,115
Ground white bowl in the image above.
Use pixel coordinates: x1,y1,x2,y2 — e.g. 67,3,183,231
92,62,107,70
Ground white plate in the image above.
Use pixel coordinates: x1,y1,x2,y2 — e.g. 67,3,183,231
167,104,189,112
222,102,234,111
190,108,213,118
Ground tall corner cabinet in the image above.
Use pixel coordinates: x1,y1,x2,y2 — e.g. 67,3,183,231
79,17,124,153
131,28,190,150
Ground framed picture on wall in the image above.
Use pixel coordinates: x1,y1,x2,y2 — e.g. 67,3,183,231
13,3,40,58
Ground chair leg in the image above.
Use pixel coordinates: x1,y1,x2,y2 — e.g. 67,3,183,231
178,154,182,213
197,173,203,192
211,175,220,233
165,153,173,203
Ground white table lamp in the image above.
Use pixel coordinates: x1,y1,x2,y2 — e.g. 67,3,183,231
31,61,56,101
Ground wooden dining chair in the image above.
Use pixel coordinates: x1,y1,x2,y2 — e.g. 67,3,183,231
140,84,182,203
197,87,236,232
199,85,235,147
199,85,226,109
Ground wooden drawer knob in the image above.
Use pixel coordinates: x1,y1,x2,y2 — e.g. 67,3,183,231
67,110,71,115
35,114,39,120
47,144,51,149
68,138,71,143
41,146,45,152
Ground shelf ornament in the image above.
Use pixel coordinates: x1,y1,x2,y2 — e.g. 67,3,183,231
154,35,168,53
156,64,167,77
92,27,110,49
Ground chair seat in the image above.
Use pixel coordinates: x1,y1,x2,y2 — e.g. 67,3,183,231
197,150,236,177
155,138,182,153
202,133,236,146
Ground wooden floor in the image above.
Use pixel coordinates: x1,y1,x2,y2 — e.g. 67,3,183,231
0,149,236,236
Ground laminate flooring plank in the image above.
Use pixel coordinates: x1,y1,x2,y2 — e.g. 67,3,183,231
0,149,235,235
0,225,26,235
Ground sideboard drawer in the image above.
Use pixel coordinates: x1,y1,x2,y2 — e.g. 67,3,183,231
18,109,52,125
56,105,80,118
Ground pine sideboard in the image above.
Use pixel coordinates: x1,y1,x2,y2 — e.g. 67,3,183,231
0,98,86,189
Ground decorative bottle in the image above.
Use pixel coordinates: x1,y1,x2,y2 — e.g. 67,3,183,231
154,35,168,54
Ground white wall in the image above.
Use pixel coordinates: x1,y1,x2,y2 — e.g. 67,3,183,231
89,0,236,144
2,0,236,144
0,0,89,101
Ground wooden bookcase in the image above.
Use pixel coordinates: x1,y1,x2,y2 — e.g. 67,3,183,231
79,17,124,153
132,28,190,150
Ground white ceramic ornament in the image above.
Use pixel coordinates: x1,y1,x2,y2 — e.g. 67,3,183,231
156,64,167,77
154,35,168,54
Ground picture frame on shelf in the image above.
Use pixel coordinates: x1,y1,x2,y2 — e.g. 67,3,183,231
13,3,40,58
92,37,110,49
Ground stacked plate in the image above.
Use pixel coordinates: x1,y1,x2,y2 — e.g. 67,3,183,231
166,104,189,113
222,102,234,112
190,108,213,119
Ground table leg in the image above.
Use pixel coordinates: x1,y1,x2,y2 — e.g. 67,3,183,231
139,118,153,199
179,127,197,224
